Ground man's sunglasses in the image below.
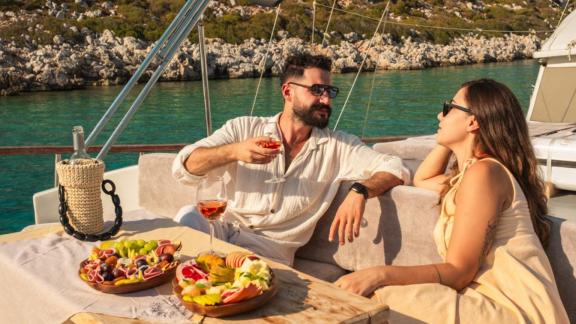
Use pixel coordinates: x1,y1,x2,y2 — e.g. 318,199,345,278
288,82,339,99
443,101,472,116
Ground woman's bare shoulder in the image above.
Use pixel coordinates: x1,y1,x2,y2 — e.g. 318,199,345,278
459,159,513,206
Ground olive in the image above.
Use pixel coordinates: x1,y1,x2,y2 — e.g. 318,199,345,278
100,263,109,274
159,253,174,263
135,259,148,268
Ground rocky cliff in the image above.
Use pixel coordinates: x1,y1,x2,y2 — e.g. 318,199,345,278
0,0,570,95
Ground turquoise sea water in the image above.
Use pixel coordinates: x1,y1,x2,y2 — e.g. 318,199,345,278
0,60,539,234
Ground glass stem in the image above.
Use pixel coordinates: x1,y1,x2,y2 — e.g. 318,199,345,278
209,221,215,254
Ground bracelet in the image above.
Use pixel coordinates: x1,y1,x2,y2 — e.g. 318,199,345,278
432,264,443,285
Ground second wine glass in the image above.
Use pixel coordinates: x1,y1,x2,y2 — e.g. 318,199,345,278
196,176,227,256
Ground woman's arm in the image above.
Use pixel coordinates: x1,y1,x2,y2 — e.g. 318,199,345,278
336,160,512,295
413,145,453,192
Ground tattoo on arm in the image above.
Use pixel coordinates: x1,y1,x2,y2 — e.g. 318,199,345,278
481,220,498,262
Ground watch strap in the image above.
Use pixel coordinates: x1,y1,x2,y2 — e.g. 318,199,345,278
349,182,369,200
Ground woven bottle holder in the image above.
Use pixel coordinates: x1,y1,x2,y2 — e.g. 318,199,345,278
56,159,105,234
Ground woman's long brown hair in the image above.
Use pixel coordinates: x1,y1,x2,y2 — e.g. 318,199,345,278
451,79,551,246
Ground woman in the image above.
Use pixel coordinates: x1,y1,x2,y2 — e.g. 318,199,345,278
335,79,568,323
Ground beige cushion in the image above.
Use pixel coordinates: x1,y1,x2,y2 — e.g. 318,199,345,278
296,183,442,271
546,217,576,323
136,151,575,321
138,153,196,218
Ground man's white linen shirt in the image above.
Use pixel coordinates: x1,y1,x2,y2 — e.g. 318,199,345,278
173,114,409,258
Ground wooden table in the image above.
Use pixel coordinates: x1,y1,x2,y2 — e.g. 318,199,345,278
0,216,388,323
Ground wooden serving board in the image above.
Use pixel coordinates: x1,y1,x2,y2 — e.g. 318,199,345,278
79,261,178,294
172,274,279,317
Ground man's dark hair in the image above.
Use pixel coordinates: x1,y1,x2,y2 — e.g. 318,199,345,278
280,53,332,84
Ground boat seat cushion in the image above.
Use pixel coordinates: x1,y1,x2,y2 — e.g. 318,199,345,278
137,152,576,322
139,153,196,218
296,184,443,271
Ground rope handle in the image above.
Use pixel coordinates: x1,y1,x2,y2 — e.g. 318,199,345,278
58,179,123,241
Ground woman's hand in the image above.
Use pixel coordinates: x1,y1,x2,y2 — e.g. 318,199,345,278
334,266,387,296
413,145,452,192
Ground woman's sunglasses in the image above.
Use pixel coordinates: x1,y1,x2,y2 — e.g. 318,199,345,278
288,82,340,98
443,101,472,116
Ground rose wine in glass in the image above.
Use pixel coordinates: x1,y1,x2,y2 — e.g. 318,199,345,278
197,200,227,221
259,138,282,150
260,123,283,183
196,176,226,255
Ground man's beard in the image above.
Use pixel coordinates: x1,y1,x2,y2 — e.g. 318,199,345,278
293,102,332,129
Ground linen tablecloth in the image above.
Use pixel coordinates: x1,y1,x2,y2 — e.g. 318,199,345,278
0,213,193,323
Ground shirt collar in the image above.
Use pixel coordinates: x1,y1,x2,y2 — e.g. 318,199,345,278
268,113,330,151
308,125,330,151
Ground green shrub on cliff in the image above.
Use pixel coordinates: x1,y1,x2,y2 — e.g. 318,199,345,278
0,0,569,46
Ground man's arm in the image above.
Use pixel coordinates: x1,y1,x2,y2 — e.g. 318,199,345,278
328,171,403,245
362,171,404,198
184,137,280,176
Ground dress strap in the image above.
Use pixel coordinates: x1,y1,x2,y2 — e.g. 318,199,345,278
448,158,476,188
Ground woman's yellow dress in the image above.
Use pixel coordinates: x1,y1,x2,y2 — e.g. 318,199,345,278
373,158,569,323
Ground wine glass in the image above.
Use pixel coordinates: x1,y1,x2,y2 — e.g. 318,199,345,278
196,176,227,256
260,123,283,183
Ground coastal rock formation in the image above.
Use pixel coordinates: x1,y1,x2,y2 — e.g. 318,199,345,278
0,29,540,95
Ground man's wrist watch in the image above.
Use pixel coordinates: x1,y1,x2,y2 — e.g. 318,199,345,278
349,182,369,200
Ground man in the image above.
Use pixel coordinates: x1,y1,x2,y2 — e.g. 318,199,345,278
172,53,409,265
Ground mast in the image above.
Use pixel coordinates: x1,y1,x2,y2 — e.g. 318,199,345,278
88,0,284,159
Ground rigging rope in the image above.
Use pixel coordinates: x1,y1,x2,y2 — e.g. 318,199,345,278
321,0,338,46
249,4,282,116
312,0,316,44
361,19,388,139
333,0,391,131
557,0,572,27
312,2,552,34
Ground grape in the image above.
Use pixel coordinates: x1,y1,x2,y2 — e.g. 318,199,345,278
138,248,148,256
112,268,124,278
113,242,123,250
135,239,146,249
147,240,158,250
123,240,133,249
102,271,115,281
159,253,174,263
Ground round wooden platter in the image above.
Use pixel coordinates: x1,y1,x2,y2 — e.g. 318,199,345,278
172,273,279,317
79,260,179,294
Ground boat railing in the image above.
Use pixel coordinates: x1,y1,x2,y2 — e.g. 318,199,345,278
0,135,408,187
